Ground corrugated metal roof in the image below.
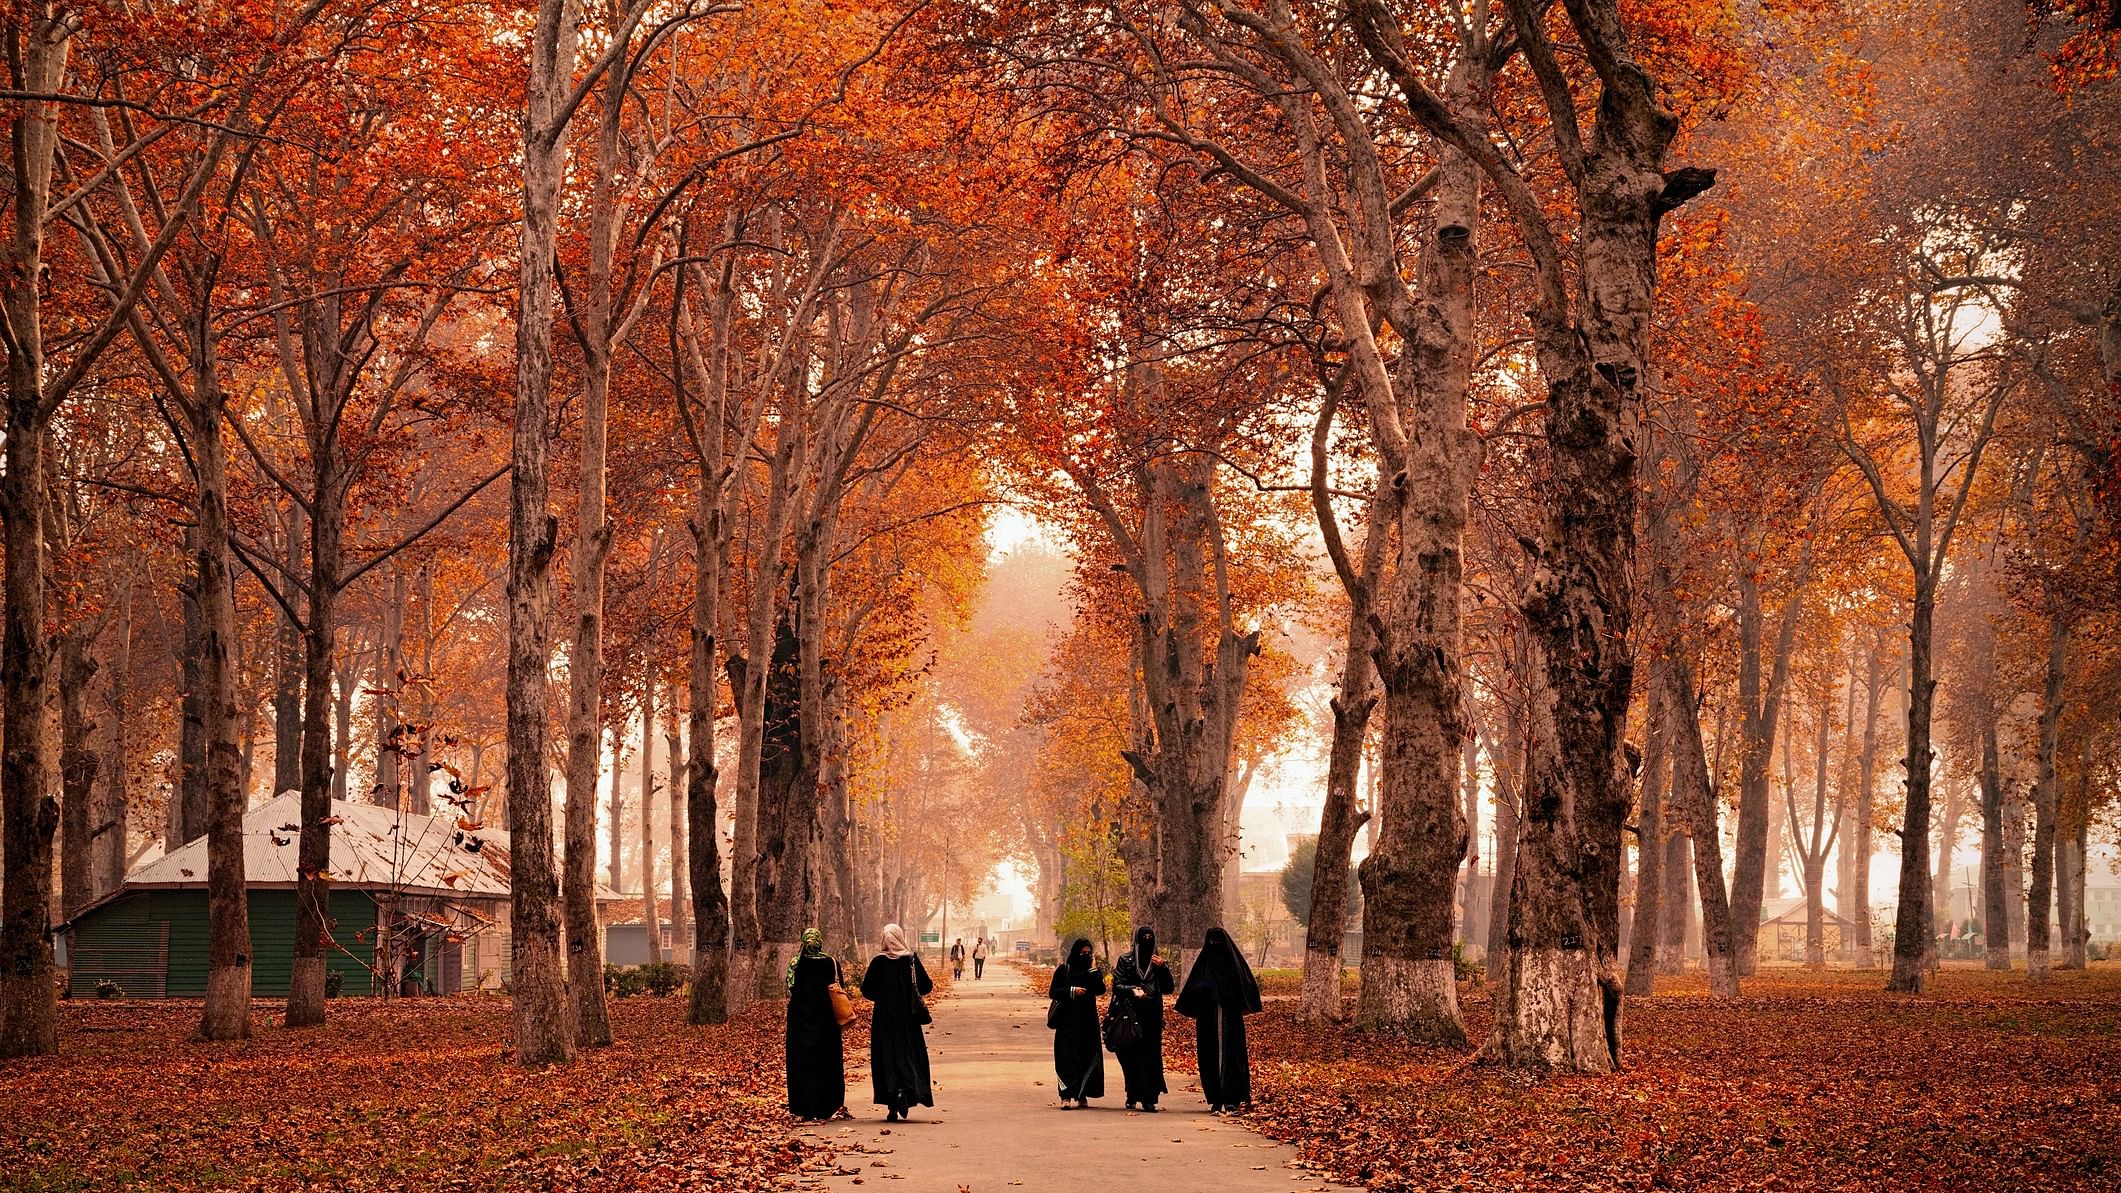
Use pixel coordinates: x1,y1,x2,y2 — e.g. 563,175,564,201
126,791,513,900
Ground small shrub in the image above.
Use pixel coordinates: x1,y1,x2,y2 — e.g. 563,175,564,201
603,964,649,998
1452,942,1484,984
639,960,688,996
95,979,125,1000
324,970,345,999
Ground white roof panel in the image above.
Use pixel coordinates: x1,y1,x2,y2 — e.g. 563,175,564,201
126,791,514,899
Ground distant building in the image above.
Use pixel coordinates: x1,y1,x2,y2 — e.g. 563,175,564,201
1758,896,1866,961
602,899,681,966
1942,849,2121,947
62,791,516,998
1233,869,1301,967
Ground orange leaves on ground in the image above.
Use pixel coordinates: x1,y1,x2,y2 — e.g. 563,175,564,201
1231,968,2120,1192
0,997,864,1192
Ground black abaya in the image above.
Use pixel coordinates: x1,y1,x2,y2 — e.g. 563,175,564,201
1111,943,1175,1107
1047,948,1105,1101
860,953,935,1112
1192,1004,1251,1107
1175,927,1262,1109
785,954,846,1119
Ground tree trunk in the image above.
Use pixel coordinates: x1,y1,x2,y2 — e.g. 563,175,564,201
285,492,343,1030
1656,831,1690,973
1849,638,1886,965
1976,704,2010,967
172,539,210,847
1458,732,1483,948
2003,788,2027,961
2026,612,2067,982
1120,453,1257,972
2058,738,2090,970
1665,660,1740,996
1301,669,1373,1023
1624,668,1670,995
817,707,862,953
665,694,689,959
1931,778,1968,964
189,380,253,1042
641,660,660,965
728,428,801,1009
502,0,585,1067
0,350,59,1059
1801,697,1834,970
272,505,305,797
685,479,732,1025
373,572,404,805
403,563,434,817
750,610,813,1000
330,642,355,804
0,15,71,1057
1887,581,1939,994
59,626,102,919
94,569,133,896
606,750,625,897
1486,704,1522,978
1728,561,1804,978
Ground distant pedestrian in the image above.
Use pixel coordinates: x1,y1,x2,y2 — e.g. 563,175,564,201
950,937,967,980
1047,938,1105,1108
860,923,935,1122
784,927,847,1121
1176,926,1261,1113
971,937,988,980
1111,926,1175,1111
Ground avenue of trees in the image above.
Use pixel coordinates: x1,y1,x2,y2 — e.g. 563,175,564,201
3,0,2117,1076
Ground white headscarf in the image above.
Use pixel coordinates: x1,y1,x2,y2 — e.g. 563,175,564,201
880,923,909,959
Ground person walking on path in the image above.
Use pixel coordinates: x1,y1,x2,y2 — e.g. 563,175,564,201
971,937,988,980
950,937,967,980
860,923,936,1122
1110,926,1175,1111
1175,927,1261,1113
785,927,849,1121
1047,938,1106,1108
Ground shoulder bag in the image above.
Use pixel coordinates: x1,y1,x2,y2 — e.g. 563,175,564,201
908,958,933,1026
827,961,857,1028
1102,985,1143,1050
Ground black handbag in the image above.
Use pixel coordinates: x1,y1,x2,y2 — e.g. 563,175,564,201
1046,997,1064,1029
909,958,932,1025
1103,989,1143,1050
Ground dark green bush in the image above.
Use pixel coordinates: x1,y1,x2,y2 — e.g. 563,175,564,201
604,962,687,997
639,960,688,996
1452,942,1484,984
95,979,124,1000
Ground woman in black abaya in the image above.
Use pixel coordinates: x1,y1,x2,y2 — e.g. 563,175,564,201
1046,938,1105,1107
1110,926,1175,1111
785,927,847,1121
859,923,935,1121
1175,926,1262,1112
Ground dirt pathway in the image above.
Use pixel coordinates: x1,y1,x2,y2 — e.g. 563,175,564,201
787,971,1361,1191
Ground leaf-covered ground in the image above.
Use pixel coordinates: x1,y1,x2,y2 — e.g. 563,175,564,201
6,966,2114,1191
0,991,878,1193
1223,965,2121,1193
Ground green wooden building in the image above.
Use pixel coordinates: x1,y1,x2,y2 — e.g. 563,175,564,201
67,888,391,998
63,791,513,999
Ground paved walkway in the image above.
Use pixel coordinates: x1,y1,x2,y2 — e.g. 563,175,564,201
787,970,1363,1191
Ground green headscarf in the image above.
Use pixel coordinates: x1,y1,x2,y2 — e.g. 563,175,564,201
785,927,826,991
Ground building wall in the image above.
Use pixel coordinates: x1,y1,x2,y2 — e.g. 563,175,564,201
69,889,378,999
